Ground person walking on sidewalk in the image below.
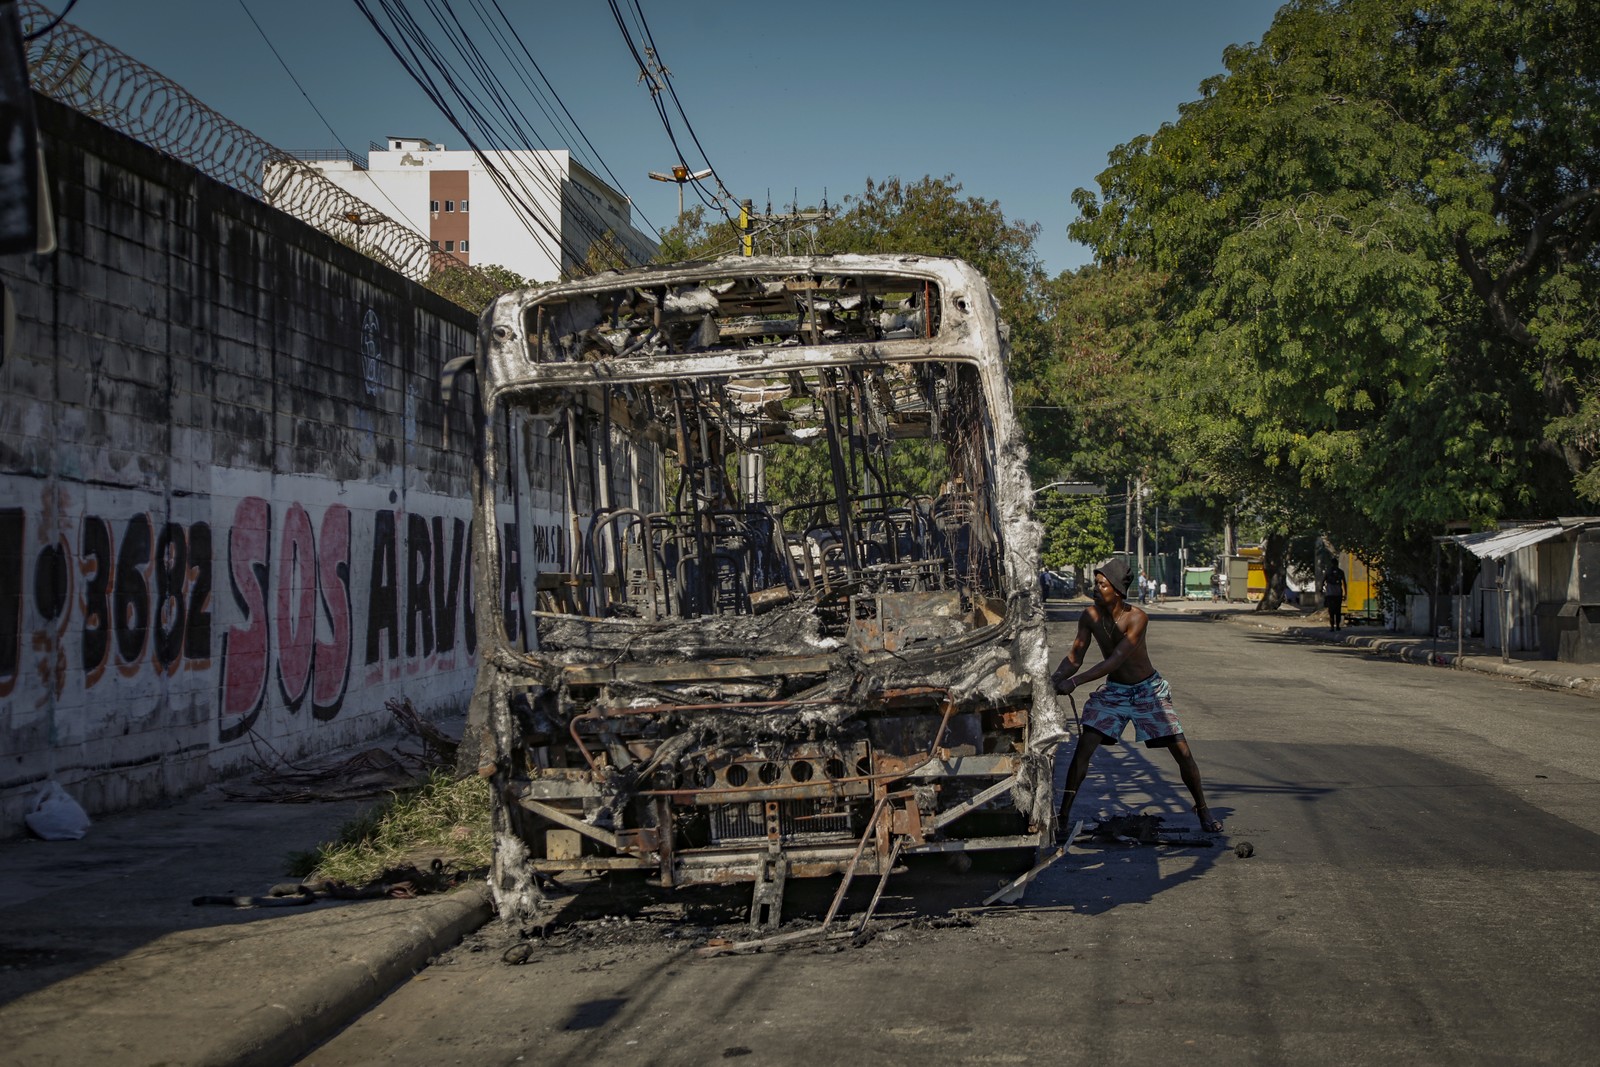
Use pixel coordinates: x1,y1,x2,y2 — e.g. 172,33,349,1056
1323,563,1347,631
1050,557,1224,835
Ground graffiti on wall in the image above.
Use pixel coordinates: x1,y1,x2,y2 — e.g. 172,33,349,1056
0,485,478,744
0,502,213,704
216,498,476,740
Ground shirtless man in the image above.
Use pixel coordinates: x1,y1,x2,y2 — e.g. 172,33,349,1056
1051,557,1224,835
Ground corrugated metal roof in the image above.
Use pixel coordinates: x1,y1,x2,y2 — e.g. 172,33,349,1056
1440,518,1600,560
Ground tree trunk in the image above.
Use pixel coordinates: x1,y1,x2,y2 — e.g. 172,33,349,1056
1256,531,1291,611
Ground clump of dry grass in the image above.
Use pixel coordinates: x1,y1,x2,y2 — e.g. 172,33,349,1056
288,771,492,885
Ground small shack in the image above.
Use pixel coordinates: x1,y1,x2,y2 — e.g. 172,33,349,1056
1183,566,1214,599
1437,518,1600,663
1223,548,1265,602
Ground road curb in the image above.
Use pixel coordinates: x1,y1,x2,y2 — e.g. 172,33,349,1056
0,883,497,1067
1202,610,1600,701
238,884,496,1067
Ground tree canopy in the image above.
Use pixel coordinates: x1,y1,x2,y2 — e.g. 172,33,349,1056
1039,493,1116,584
1068,0,1600,583
425,262,527,314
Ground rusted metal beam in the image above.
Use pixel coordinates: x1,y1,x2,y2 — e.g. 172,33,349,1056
647,775,876,803
515,797,620,851
854,834,906,935
980,820,1081,905
902,834,1041,854
926,774,1020,832
673,843,890,884
694,926,855,958
593,698,843,716
561,654,836,686
907,754,1021,778
819,790,910,932
531,856,656,872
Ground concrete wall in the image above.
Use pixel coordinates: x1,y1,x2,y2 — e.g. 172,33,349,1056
0,96,482,833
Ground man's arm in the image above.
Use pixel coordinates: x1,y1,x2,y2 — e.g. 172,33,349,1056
1056,610,1148,694
1050,612,1094,686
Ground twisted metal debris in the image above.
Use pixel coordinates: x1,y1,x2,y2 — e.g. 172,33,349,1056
19,0,504,310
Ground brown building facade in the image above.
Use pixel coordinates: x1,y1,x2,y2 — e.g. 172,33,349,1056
429,170,470,262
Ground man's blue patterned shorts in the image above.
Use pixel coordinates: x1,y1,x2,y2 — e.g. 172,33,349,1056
1080,672,1185,747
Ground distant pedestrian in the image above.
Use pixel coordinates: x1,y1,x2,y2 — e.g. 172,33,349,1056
1323,563,1347,631
1051,558,1223,835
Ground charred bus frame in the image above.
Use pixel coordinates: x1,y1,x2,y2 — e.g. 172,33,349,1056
463,255,1061,922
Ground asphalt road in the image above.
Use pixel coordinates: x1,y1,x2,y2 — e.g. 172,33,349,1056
302,606,1600,1066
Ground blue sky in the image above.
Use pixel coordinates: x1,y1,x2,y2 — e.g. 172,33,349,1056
53,0,1285,275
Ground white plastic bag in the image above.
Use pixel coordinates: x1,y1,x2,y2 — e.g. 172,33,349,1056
24,780,91,840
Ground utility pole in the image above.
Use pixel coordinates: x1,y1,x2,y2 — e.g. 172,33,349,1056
1134,476,1145,585
738,202,834,257
1153,500,1161,593
647,165,713,219
1124,477,1132,554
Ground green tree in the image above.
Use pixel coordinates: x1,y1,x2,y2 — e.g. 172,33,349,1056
1030,260,1210,561
652,205,745,264
1070,0,1600,586
568,231,633,277
425,262,527,314
1039,493,1116,591
817,176,1049,376
1033,261,1167,480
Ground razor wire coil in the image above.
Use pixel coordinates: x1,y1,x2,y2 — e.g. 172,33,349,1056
19,0,505,310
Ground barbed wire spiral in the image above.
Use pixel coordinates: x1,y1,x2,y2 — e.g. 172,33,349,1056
19,0,505,310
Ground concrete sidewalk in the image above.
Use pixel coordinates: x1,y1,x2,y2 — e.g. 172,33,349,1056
1158,596,1600,700
0,774,492,1066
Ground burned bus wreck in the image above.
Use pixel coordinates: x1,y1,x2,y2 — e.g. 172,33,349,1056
463,254,1062,923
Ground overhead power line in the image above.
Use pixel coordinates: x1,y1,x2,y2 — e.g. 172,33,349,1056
234,0,414,228
624,1,728,206
353,0,653,273
354,0,580,266
477,0,655,235
607,0,741,240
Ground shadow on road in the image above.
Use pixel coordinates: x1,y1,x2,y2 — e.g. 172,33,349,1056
521,727,1600,947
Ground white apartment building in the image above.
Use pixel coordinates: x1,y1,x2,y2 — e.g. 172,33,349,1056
292,137,657,282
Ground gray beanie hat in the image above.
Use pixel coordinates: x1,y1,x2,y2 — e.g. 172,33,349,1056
1096,558,1131,598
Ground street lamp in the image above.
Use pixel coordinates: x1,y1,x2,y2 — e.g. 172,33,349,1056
648,165,713,218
